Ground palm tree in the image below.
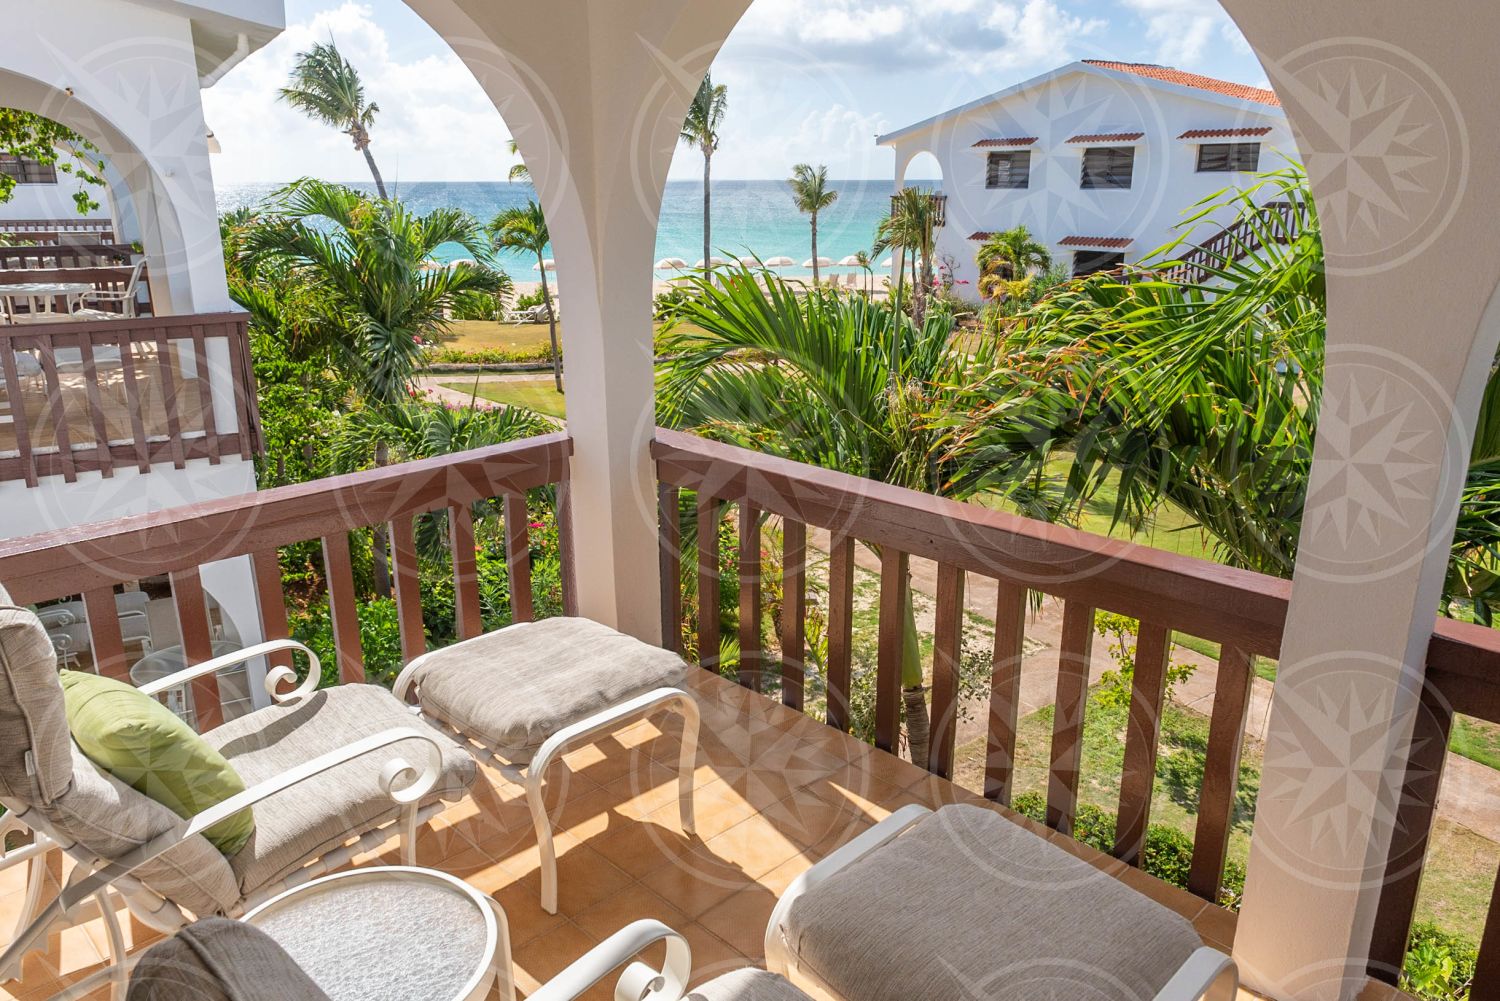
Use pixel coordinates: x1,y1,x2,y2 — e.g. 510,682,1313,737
976,226,1051,300
875,189,939,326
789,164,838,286
507,139,529,183
854,249,873,295
680,74,728,274
279,42,388,199
658,266,996,764
488,201,561,392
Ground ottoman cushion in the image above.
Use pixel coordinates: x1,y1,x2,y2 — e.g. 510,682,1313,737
688,970,816,1001
780,804,1203,1001
407,617,688,763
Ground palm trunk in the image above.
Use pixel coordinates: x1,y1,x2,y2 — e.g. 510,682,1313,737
702,149,712,275
361,145,389,201
811,214,820,286
899,573,929,766
539,255,562,393
370,441,393,599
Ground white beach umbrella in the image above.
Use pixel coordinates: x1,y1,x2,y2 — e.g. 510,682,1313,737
533,259,556,271
694,256,730,268
802,256,833,269
447,257,476,268
837,255,864,267
878,257,893,268
419,260,443,272
736,255,762,267
655,257,688,270
762,256,795,268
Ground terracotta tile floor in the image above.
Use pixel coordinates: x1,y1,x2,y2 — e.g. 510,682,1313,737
0,668,1410,1001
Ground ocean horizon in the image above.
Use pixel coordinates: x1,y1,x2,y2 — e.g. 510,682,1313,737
216,178,942,281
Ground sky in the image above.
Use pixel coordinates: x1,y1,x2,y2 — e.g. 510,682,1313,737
201,0,1267,185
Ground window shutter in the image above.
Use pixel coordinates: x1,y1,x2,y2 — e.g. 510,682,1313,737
1196,142,1261,172
1080,147,1134,189
986,151,1031,190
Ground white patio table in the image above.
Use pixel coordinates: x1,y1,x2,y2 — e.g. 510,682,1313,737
0,282,92,322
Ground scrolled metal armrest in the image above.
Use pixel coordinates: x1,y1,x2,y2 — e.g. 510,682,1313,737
526,919,691,1001
136,639,322,706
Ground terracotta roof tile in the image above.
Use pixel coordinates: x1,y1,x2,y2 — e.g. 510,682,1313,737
1083,60,1280,107
1065,132,1145,144
973,137,1038,148
1059,236,1134,249
1178,127,1273,140
969,231,994,240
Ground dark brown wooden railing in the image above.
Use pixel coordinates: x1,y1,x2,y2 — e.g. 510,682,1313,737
1166,200,1298,284
652,428,1500,984
0,434,576,731
891,193,947,229
0,219,115,244
0,264,153,316
0,313,258,486
0,243,135,270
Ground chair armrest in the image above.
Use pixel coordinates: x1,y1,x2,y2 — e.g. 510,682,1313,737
0,815,52,873
35,608,77,629
763,803,931,976
0,725,445,981
527,919,691,1001
137,639,322,707
1152,946,1238,1001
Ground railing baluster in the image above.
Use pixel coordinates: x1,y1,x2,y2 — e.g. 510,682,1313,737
250,548,293,679
696,493,722,671
226,319,255,459
874,546,908,754
927,564,965,777
117,333,150,472
556,478,578,616
35,334,75,483
190,323,220,464
156,332,185,469
984,581,1028,803
0,343,38,486
1115,621,1171,865
1047,602,1095,834
82,587,128,682
1475,869,1500,1001
321,532,365,684
448,502,482,641
826,533,855,732
1369,682,1457,981
77,333,112,478
504,492,534,623
1187,644,1255,901
389,513,427,663
658,484,682,653
738,502,762,690
169,567,222,731
779,519,806,710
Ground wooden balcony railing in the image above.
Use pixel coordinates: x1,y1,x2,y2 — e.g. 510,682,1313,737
0,312,257,486
1166,201,1299,285
0,218,115,244
0,433,576,731
0,243,135,270
891,193,947,228
651,428,1500,989
0,264,153,317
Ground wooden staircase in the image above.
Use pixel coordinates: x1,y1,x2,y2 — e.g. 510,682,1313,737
1166,200,1300,283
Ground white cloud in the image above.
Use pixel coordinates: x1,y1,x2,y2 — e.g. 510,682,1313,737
1121,0,1254,69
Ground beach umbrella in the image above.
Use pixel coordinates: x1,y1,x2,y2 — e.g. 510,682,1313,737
419,260,443,272
655,257,688,270
802,257,833,269
448,257,476,268
879,257,893,268
694,257,730,268
837,255,864,267
763,256,795,268
736,255,762,267
533,259,556,271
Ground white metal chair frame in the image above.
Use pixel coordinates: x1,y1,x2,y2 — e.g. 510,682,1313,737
0,639,456,1001
764,804,1240,1001
394,650,700,915
77,259,145,318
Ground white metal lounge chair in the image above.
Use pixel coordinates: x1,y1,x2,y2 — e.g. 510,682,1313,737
0,584,478,1000
765,803,1238,1001
75,259,146,318
393,616,699,914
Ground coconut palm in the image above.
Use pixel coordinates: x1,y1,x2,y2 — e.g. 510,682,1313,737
488,200,561,392
507,139,529,183
976,225,1051,300
279,42,388,199
875,189,939,326
789,164,838,286
658,266,997,764
854,249,873,295
680,74,728,275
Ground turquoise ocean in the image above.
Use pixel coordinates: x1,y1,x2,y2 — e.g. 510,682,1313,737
215,179,932,282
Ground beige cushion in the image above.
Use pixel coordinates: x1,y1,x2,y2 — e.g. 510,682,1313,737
406,617,688,763
206,684,476,894
0,582,73,803
688,970,816,1001
128,917,332,1001
781,804,1203,1001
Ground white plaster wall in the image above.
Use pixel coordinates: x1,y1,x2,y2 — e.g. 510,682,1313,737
0,148,116,226
886,67,1296,287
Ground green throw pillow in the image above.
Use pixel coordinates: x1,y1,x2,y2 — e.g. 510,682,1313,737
59,670,254,857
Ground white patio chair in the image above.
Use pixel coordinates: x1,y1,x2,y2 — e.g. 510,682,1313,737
75,259,146,318
764,803,1238,1001
393,616,699,914
0,583,478,1000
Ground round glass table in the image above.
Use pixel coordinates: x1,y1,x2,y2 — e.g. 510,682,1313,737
242,866,511,1001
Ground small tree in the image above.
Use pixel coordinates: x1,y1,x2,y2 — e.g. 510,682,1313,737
976,225,1051,300
789,163,838,286
489,201,561,392
679,75,727,274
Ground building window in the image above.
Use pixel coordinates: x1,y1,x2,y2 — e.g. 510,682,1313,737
986,150,1031,189
1073,250,1125,276
0,155,58,184
1080,146,1134,189
1196,142,1261,172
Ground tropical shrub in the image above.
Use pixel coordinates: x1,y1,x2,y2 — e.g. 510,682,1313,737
1092,612,1196,709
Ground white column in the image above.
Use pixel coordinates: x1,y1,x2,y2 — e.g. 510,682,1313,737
1216,4,1500,999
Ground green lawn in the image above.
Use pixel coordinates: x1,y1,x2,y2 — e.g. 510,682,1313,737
436,318,711,358
438,377,566,419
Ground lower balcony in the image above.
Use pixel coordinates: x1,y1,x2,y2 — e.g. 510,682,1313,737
0,430,1488,1001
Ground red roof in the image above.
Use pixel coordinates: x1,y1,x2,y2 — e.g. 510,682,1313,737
973,137,1038,148
1178,127,1272,140
1059,236,1133,249
1084,60,1280,107
969,232,994,240
1066,132,1145,144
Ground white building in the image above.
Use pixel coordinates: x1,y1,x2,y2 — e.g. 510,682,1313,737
877,60,1297,285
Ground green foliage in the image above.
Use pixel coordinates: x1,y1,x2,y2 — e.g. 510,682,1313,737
975,225,1052,300
514,288,548,312
1403,923,1478,1001
1092,611,1196,709
0,109,106,213
291,596,406,688
654,286,696,322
